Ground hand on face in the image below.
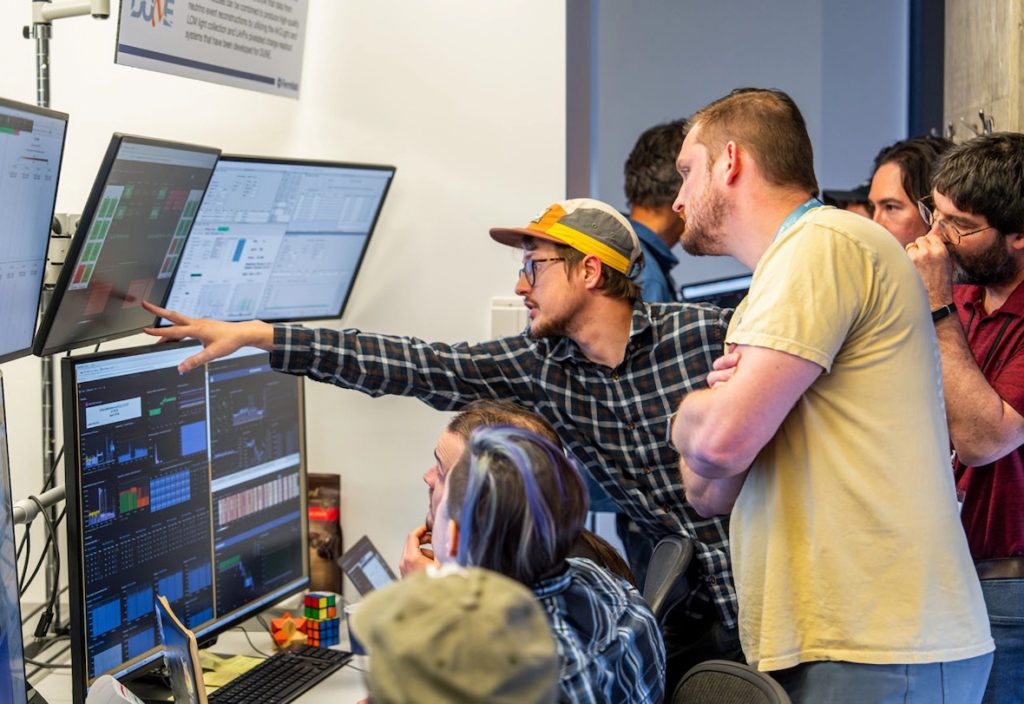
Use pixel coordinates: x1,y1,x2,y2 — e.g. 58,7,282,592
398,524,436,577
904,233,955,308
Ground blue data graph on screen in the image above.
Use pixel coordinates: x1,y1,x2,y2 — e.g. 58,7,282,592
150,471,191,512
232,239,245,262
90,599,121,639
127,628,154,659
158,572,184,603
180,420,207,456
188,607,213,628
189,563,212,593
126,587,152,621
92,645,123,677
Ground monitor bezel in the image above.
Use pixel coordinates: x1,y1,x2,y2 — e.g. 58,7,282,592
0,97,69,364
33,134,221,357
0,370,30,704
160,153,396,324
61,341,309,704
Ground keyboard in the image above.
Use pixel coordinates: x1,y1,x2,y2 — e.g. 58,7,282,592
207,644,353,704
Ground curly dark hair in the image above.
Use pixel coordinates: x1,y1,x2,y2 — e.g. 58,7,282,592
873,135,953,207
932,133,1024,235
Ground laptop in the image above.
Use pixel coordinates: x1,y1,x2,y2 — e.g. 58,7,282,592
336,536,397,596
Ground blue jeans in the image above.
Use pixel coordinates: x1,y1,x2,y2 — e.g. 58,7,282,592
981,578,1024,704
771,653,993,704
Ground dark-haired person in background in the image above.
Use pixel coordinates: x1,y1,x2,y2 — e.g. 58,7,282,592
869,135,953,246
906,132,1024,704
625,118,688,302
671,87,992,703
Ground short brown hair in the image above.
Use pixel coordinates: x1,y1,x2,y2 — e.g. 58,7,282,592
692,88,818,195
447,399,561,447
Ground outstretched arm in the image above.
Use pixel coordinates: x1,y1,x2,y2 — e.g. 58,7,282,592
142,300,274,373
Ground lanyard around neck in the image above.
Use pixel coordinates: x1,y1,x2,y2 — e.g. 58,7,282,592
774,198,821,242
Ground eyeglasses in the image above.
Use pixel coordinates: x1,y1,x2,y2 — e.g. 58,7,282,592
917,198,995,244
518,257,566,286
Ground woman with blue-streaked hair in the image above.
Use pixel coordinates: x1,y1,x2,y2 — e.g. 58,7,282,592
438,425,665,704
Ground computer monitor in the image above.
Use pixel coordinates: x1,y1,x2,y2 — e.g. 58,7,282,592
679,273,753,309
161,155,395,323
0,372,29,704
33,135,220,356
62,342,307,704
0,97,68,364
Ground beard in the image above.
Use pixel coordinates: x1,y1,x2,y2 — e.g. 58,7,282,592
950,235,1019,287
680,179,729,256
528,310,573,340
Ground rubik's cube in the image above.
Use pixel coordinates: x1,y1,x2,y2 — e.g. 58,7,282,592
304,592,340,647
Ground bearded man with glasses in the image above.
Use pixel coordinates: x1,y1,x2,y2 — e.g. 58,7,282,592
906,132,1024,704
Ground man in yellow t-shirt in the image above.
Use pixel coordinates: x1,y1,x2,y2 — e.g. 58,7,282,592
671,88,993,703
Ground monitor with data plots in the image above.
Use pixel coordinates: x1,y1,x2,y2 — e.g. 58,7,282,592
62,342,307,704
33,134,220,356
0,97,68,363
161,155,394,323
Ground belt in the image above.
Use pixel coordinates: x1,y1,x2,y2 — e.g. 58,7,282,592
975,557,1024,580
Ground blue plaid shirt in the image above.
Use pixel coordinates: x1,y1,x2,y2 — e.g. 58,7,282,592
270,301,737,627
534,558,665,703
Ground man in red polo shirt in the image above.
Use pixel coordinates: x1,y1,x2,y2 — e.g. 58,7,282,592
908,132,1024,704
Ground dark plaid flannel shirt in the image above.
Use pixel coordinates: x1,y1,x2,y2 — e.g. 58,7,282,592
270,301,738,627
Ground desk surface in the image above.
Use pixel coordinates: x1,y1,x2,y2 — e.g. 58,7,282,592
31,630,368,703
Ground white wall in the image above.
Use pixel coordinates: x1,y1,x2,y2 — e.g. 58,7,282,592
0,1,567,605
586,0,910,287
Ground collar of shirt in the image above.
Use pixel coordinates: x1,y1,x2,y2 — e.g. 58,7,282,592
544,302,655,363
956,279,1024,320
629,217,679,271
531,561,573,598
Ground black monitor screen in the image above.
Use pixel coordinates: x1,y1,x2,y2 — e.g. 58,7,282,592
0,97,68,364
0,373,29,704
34,135,220,356
680,274,752,309
162,156,394,323
62,343,307,704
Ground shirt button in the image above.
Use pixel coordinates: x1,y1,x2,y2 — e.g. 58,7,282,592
644,467,652,475
627,422,636,430
661,503,671,513
612,372,620,381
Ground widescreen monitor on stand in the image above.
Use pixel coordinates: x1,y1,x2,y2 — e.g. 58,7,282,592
162,155,395,323
0,97,68,363
33,135,220,356
62,342,307,704
679,273,753,309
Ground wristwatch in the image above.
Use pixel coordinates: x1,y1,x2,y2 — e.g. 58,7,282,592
931,302,957,322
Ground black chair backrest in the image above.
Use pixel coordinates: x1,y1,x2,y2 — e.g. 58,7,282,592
642,535,695,625
673,660,791,704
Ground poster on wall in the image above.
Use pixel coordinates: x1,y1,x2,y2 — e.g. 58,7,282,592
114,0,309,98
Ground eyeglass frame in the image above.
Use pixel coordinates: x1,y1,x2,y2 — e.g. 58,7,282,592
916,197,996,244
518,257,567,286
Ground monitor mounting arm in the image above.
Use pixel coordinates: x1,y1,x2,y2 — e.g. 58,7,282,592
32,0,110,23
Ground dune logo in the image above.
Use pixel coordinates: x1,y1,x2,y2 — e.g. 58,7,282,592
129,0,176,28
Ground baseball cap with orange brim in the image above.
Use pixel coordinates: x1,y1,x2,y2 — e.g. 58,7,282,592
489,198,643,276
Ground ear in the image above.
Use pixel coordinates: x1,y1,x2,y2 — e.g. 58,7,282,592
446,519,460,559
1007,231,1024,252
722,141,741,186
580,255,603,290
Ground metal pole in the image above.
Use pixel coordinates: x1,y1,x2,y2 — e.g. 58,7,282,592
31,13,60,632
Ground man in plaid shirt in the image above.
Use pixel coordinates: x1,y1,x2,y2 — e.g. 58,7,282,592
144,197,740,680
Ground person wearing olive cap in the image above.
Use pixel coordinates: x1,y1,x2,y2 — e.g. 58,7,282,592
350,566,560,704
143,197,740,682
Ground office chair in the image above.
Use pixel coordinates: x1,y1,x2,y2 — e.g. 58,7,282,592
642,535,695,625
673,660,791,704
